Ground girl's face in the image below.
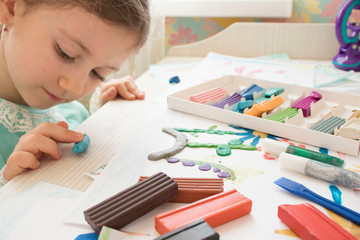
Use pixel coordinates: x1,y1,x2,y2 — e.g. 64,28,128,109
1,3,138,109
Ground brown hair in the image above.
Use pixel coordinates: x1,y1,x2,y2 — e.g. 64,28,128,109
21,0,150,48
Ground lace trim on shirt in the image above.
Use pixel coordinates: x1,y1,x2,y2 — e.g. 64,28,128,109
0,99,65,133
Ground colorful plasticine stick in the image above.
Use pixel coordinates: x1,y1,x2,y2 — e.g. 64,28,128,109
155,188,252,235
310,116,346,134
278,203,357,240
244,95,284,117
291,91,322,117
84,172,178,234
73,133,90,154
154,219,219,240
266,107,298,123
211,92,242,109
239,83,264,100
139,177,224,203
189,87,228,104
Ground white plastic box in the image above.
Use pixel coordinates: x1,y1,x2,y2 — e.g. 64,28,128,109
167,75,360,156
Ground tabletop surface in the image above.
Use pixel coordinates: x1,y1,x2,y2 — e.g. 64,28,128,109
1,56,359,240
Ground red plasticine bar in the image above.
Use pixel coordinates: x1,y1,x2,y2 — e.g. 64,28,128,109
155,188,252,235
189,87,228,104
139,177,224,203
278,203,357,240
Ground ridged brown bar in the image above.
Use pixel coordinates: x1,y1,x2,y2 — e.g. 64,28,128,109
139,176,223,203
84,172,178,234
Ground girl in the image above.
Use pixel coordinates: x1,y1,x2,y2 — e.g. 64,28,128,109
0,0,150,185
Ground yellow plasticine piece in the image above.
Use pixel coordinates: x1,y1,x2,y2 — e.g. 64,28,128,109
244,96,284,117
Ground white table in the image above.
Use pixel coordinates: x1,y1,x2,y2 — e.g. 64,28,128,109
1,22,360,240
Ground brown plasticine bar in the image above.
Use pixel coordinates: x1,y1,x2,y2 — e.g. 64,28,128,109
84,172,178,234
139,176,223,203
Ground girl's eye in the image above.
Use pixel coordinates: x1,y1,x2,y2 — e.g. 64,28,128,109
55,43,75,62
90,69,105,81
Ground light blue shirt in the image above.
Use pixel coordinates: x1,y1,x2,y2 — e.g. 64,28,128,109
0,98,89,168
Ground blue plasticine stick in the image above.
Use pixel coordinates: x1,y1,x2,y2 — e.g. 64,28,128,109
73,134,90,154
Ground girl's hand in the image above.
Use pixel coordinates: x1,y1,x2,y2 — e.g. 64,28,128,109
99,76,145,106
3,121,83,181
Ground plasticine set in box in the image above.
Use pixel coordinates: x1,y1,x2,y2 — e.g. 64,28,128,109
167,76,360,156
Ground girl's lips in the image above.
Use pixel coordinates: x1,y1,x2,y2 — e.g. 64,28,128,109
43,88,63,102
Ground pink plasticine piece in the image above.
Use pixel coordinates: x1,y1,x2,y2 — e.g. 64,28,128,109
155,189,252,235
189,87,228,104
278,203,357,240
291,91,322,117
244,95,284,117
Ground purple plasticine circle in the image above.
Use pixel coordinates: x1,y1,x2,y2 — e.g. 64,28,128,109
182,160,195,167
213,168,221,173
167,157,180,163
217,171,230,178
199,163,211,171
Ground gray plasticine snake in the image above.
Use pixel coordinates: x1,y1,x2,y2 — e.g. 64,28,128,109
148,127,188,160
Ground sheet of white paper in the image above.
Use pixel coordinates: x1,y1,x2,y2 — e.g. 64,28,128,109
188,52,315,87
0,182,82,240
8,198,93,240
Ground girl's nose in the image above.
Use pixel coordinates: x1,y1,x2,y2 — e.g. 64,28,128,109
58,75,86,96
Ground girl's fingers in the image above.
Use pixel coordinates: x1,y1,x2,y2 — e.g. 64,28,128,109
30,122,83,143
4,151,41,181
15,133,63,160
56,121,69,129
115,82,136,100
101,76,145,101
100,86,117,106
115,80,145,100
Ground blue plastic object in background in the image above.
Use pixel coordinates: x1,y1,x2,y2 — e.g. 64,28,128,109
169,76,181,84
73,134,90,154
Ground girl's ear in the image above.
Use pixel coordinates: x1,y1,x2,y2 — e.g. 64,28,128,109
0,0,16,24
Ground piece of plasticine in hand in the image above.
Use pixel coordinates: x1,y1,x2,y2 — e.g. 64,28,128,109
73,134,90,154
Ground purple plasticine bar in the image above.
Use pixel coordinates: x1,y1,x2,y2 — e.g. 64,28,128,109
84,172,178,234
211,92,242,109
291,91,322,117
278,203,357,240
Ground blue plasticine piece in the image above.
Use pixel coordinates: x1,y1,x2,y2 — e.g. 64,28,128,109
240,84,264,100
73,134,90,154
74,232,98,240
169,76,181,84
329,185,342,205
234,100,254,113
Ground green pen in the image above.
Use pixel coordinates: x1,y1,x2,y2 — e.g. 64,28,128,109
262,138,345,168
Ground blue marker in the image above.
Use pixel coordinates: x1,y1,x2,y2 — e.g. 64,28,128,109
73,134,90,154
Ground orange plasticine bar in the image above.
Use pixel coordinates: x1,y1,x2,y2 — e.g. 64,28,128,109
278,203,357,240
139,177,224,203
244,95,284,117
155,189,252,235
